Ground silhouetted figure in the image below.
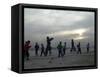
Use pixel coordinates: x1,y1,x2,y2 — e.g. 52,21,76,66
40,44,45,56
57,41,63,57
70,39,76,52
87,43,90,53
77,42,81,54
45,36,54,56
62,42,66,56
35,42,39,56
24,40,31,60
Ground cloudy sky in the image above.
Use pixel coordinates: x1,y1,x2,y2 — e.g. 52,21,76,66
24,8,94,47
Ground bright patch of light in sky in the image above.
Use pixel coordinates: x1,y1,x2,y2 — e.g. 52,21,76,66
47,28,88,39
74,36,87,40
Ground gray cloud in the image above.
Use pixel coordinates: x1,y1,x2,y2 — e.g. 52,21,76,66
24,8,95,47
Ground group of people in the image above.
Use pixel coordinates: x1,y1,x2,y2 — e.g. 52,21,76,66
57,42,66,57
34,36,54,57
24,37,90,60
24,36,54,60
70,39,90,54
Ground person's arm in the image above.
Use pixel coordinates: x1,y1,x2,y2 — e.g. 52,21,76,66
29,46,31,48
28,45,31,48
50,38,54,41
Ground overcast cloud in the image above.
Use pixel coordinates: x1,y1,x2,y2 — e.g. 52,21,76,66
24,8,94,47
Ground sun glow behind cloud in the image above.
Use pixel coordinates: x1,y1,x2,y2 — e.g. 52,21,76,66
47,28,88,40
73,29,87,36
74,36,87,40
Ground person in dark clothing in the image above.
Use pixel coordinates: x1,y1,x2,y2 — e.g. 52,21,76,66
63,42,66,56
77,42,81,54
24,40,31,60
57,41,63,58
35,42,39,56
87,43,90,53
45,36,54,56
70,39,76,52
40,44,45,56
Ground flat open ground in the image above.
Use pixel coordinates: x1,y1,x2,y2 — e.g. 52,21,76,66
24,48,95,69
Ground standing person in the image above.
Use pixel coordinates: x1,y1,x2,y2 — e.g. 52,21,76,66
35,42,39,56
57,41,63,58
87,42,90,53
77,42,81,54
70,39,76,52
45,36,54,56
40,44,45,56
24,40,31,60
63,42,67,56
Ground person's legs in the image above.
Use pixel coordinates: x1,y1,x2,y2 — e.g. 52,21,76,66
64,50,65,55
40,51,42,56
40,50,44,56
49,48,52,56
72,46,74,51
37,49,38,56
35,49,38,56
48,46,51,56
79,51,81,54
58,50,60,57
87,49,88,53
80,49,81,54
74,46,76,51
35,49,36,56
60,50,62,57
49,50,51,56
44,50,46,56
24,51,26,59
87,48,89,53
26,51,29,60
61,50,64,57
77,49,79,54
71,46,74,52
63,49,65,56
45,47,48,56
64,50,65,56
70,47,72,52
43,51,45,56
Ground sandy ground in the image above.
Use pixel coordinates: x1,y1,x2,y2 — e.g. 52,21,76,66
24,48,95,69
